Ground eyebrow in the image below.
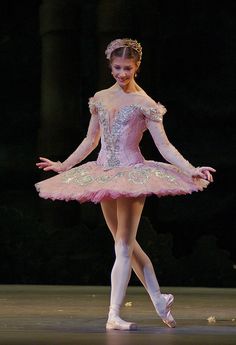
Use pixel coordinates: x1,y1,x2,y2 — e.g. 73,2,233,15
114,64,132,68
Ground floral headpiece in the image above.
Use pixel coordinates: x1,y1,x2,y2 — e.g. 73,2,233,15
105,38,142,61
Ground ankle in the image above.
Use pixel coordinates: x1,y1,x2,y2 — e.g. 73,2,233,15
108,304,120,319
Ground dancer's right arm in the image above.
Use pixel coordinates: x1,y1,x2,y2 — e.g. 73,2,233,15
36,112,100,173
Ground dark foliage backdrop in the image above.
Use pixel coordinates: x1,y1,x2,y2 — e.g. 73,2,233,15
0,0,235,286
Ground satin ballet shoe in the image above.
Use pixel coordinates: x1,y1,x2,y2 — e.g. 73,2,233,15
155,294,176,328
106,316,137,331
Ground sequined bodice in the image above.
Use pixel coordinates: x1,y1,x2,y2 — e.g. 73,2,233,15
89,90,166,170
95,102,146,169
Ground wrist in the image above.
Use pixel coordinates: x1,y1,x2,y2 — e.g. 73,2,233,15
189,166,199,177
57,161,66,173
183,164,196,176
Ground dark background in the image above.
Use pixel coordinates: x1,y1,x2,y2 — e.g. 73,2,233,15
0,0,235,287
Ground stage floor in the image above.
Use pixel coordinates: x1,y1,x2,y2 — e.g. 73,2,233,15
0,285,235,345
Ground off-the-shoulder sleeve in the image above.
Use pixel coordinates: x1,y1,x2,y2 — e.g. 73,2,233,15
88,97,98,115
140,101,167,122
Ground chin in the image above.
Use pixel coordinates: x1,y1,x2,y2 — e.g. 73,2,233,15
117,79,130,86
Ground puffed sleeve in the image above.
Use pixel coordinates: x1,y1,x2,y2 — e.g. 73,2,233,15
88,96,98,116
140,101,167,122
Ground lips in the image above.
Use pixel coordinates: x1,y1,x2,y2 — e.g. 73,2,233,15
117,78,128,82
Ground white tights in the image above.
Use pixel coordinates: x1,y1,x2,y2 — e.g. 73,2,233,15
132,241,161,307
109,240,132,318
108,239,161,320
101,198,162,322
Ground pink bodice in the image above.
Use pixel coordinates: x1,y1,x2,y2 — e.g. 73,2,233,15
89,88,166,170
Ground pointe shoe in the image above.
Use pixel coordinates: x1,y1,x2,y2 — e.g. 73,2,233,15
155,294,176,328
106,316,137,331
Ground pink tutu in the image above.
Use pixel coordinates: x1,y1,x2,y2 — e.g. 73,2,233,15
35,93,211,203
35,161,209,204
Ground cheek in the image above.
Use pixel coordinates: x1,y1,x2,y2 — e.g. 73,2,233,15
112,69,119,75
128,71,135,78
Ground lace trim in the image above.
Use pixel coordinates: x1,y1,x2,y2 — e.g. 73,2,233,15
61,165,178,186
88,97,98,115
138,102,167,122
88,98,166,122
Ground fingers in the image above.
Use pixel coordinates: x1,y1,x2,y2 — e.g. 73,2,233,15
199,166,216,173
197,166,216,182
36,164,52,171
36,157,62,173
204,171,213,182
36,163,46,169
43,166,54,171
36,162,50,169
200,170,214,182
36,157,53,170
39,157,52,164
193,166,215,182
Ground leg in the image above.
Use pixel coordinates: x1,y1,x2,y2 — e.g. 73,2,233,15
101,196,145,330
101,199,157,290
101,199,176,328
132,242,176,327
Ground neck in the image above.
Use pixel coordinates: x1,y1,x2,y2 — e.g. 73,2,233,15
115,81,140,94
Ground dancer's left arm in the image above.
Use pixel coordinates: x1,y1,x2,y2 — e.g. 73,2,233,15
145,106,215,181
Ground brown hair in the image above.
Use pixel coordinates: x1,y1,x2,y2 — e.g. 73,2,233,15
110,47,141,66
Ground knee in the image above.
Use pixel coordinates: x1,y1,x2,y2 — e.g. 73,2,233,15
115,239,132,258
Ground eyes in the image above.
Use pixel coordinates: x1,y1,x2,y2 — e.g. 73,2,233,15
113,65,133,71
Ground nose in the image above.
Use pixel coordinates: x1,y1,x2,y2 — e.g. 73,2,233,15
119,70,126,77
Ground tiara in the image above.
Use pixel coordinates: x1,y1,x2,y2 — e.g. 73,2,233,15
105,38,142,61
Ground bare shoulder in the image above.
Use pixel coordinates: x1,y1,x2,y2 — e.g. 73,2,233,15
93,88,112,100
136,92,157,106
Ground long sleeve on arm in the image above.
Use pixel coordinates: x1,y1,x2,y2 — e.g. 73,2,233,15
60,99,100,171
142,102,195,176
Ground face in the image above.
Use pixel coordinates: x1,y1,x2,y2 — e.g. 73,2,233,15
111,57,138,88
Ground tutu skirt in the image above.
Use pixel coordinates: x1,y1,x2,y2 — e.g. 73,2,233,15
35,160,209,204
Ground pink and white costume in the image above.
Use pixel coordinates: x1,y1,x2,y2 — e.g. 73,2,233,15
35,85,209,203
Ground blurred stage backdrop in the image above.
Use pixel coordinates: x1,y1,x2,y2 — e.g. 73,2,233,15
0,0,235,286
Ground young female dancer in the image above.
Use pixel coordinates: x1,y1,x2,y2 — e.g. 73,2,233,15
36,38,215,330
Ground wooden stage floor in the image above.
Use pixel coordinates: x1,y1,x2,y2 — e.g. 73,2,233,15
0,285,235,344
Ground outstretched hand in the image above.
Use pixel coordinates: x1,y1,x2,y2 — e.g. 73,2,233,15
191,166,216,182
36,157,64,173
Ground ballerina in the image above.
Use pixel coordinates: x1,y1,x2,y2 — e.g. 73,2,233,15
36,38,215,330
